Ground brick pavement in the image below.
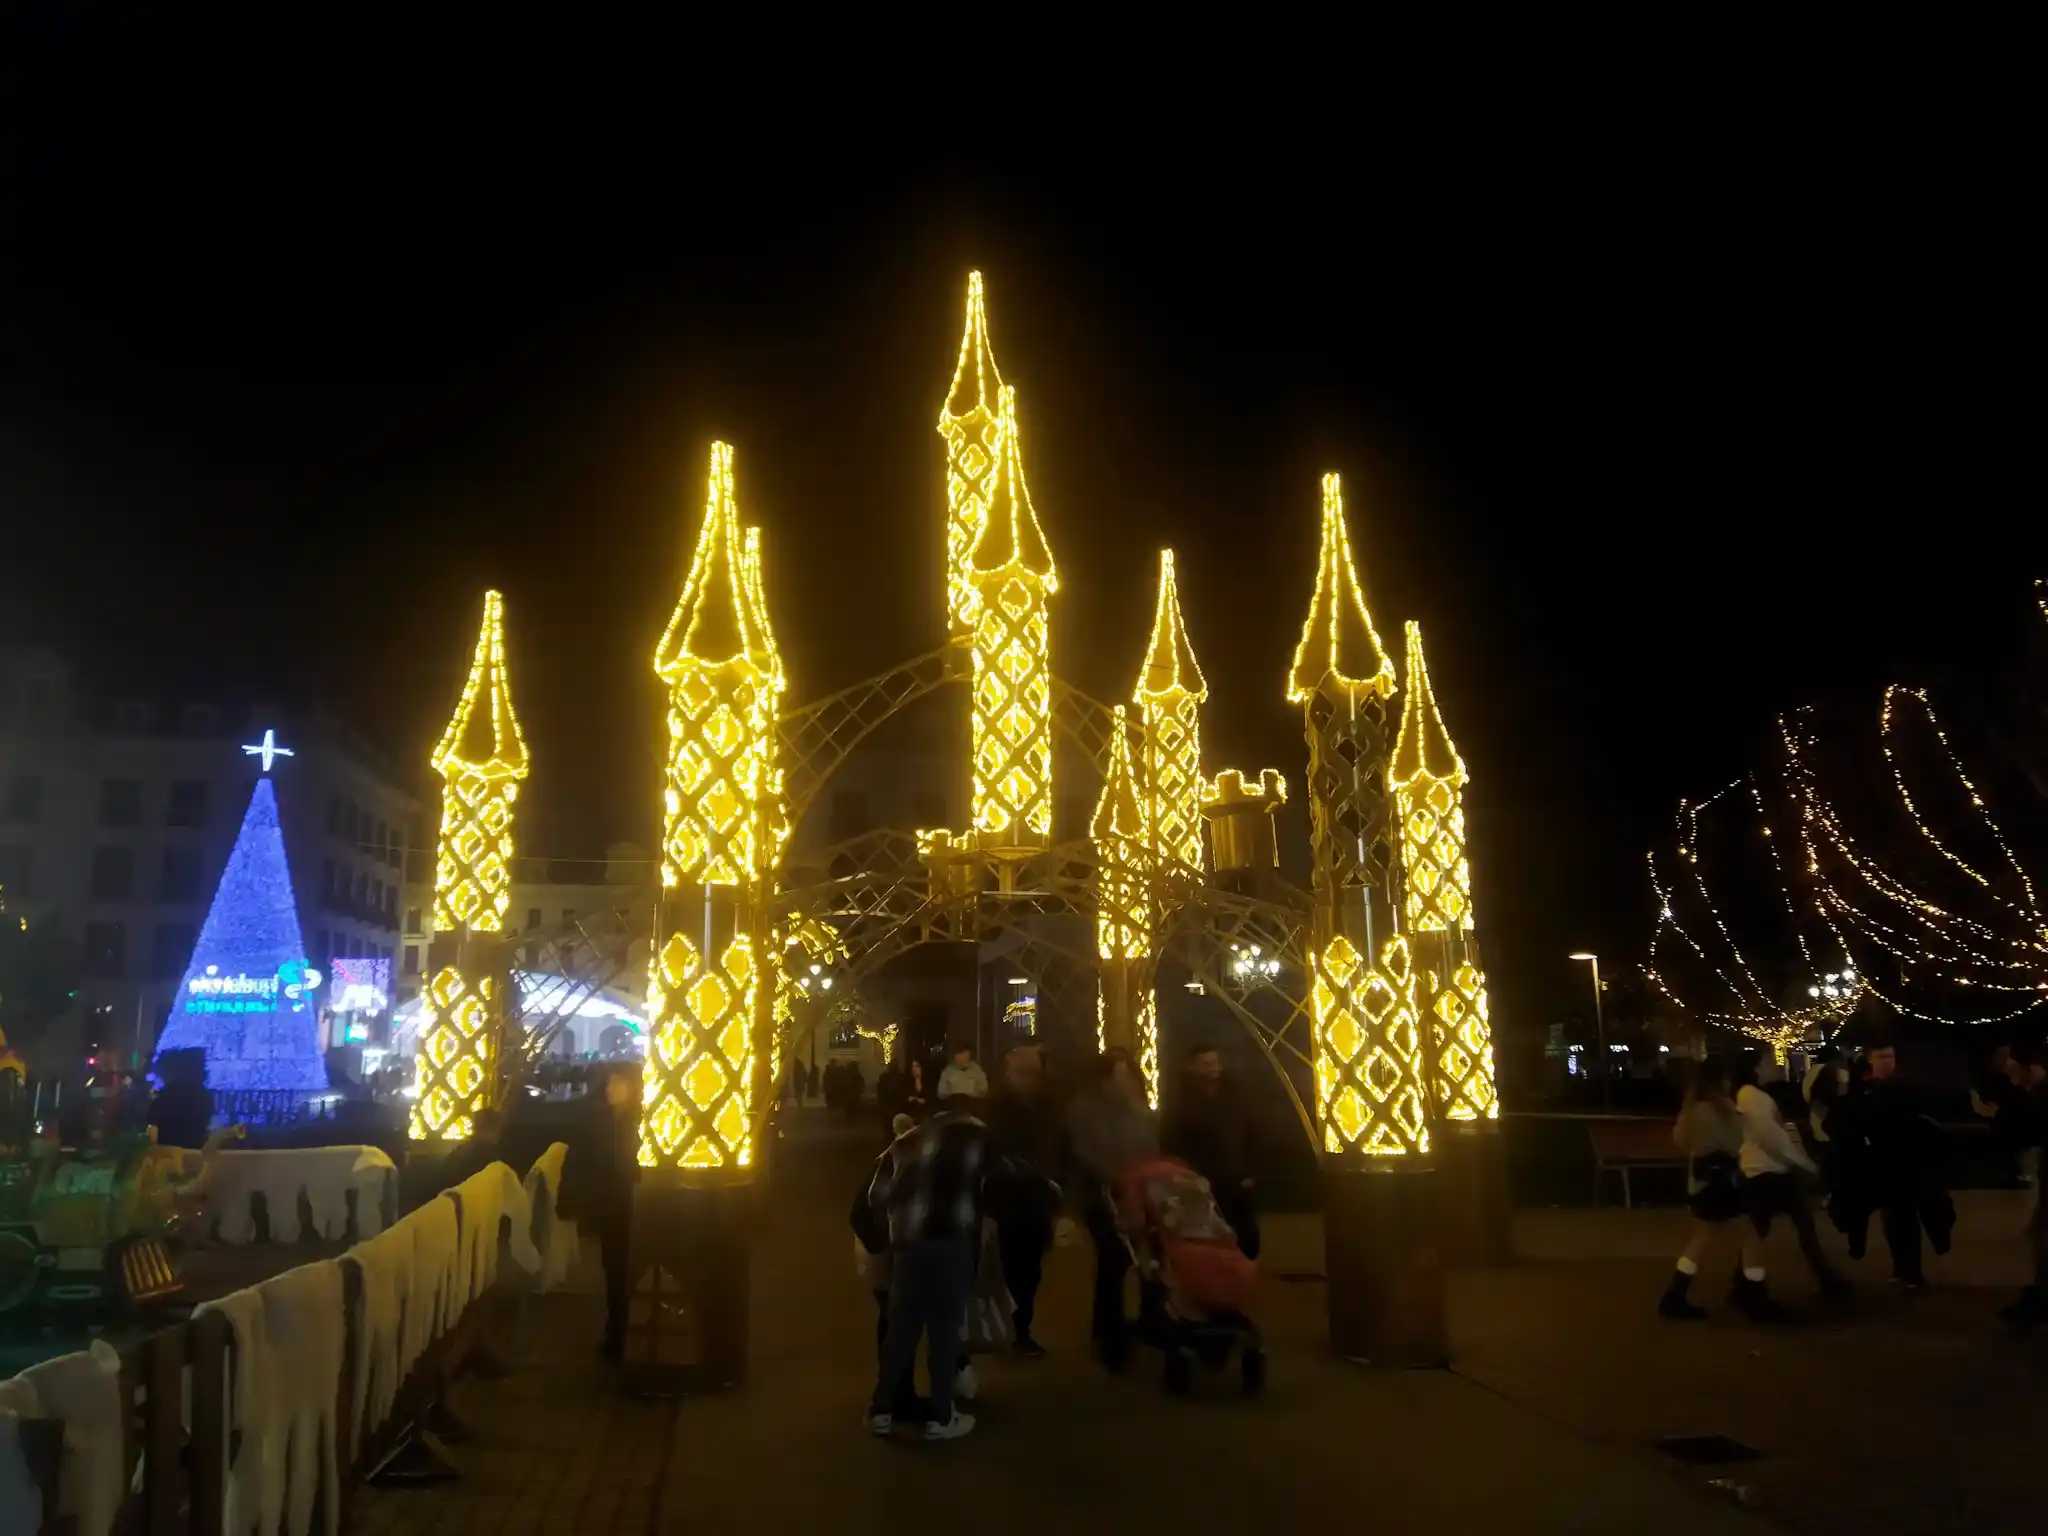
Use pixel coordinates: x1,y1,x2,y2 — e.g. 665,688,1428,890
351,1118,1771,1536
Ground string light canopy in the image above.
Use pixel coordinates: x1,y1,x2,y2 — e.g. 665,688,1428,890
411,590,529,1140
1789,680,2047,1026
1646,771,1867,1057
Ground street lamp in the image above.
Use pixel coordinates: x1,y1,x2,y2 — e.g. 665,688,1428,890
1568,952,1610,1108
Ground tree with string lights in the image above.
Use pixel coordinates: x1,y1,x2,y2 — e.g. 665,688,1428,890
1648,768,1872,1061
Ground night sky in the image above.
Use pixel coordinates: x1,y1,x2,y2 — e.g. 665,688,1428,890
3,16,2038,1037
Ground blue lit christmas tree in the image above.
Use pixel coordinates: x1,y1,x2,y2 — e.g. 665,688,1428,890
154,776,329,1092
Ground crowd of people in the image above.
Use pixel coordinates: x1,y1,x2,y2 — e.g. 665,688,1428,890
851,1038,1262,1442
1662,1036,2047,1327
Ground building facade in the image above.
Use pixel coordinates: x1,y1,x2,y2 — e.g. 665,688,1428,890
0,650,416,1071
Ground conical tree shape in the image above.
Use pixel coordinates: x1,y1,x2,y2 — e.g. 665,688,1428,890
155,778,328,1091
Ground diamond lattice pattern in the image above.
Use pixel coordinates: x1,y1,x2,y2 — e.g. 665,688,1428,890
640,930,758,1170
410,966,495,1140
1398,777,1472,932
1431,961,1498,1122
662,665,773,888
971,570,1051,843
432,772,516,934
1311,933,1431,1156
1143,693,1204,873
943,406,1003,634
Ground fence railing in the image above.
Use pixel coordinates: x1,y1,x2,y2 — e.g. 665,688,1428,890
2,1147,570,1536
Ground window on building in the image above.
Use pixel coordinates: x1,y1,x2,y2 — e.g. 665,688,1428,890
527,908,542,931
375,820,388,860
371,878,384,913
1,775,41,825
404,944,420,976
90,845,136,901
82,920,127,977
562,908,576,926
830,789,871,840
912,789,945,827
180,704,221,735
151,920,196,980
0,845,31,900
326,792,343,836
385,886,398,922
322,858,336,903
166,779,209,828
157,846,202,902
405,906,423,936
98,778,142,827
523,942,539,969
315,928,329,964
354,871,369,909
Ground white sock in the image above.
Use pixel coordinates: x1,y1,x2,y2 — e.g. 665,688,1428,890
1744,1266,1766,1283
1675,1256,1699,1276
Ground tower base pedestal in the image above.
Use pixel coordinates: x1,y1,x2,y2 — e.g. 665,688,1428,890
622,1177,753,1394
1322,1164,1447,1368
1432,1123,1513,1268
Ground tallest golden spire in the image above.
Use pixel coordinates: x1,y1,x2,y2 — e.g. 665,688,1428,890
940,270,1010,635
1288,473,1395,702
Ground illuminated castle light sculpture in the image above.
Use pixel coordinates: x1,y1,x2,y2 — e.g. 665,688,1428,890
156,776,329,1093
1288,474,1428,1161
1093,550,1209,1099
1392,619,1497,1127
1093,706,1156,1085
968,384,1058,853
410,589,528,1140
940,270,1007,640
643,440,783,1173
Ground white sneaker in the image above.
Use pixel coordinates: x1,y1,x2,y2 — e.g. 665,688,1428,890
954,1363,979,1400
925,1409,976,1442
865,1411,893,1436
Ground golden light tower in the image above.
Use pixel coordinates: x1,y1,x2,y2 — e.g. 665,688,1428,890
1391,620,1496,1125
643,440,783,1174
1093,706,1157,1091
1288,472,1443,1366
411,589,529,1142
969,385,1057,852
939,270,1006,640
1288,474,1427,1161
1136,549,1208,876
630,440,783,1388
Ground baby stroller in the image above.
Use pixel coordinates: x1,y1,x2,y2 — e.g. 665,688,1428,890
1115,1156,1264,1396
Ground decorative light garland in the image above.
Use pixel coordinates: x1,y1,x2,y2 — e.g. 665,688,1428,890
939,270,1006,638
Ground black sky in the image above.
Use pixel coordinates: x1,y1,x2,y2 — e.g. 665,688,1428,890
2,14,2039,1033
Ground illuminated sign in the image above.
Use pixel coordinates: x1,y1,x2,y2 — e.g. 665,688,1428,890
183,959,322,1015
241,728,295,773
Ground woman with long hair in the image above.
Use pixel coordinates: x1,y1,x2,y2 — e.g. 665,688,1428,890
1659,1057,1745,1320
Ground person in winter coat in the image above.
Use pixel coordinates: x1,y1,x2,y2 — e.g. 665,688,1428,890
938,1043,989,1106
1832,1039,1950,1289
860,1106,1008,1442
1161,1042,1260,1260
561,1067,642,1361
986,1042,1064,1356
1734,1056,1849,1319
1067,1048,1158,1369
1978,1045,2048,1327
1659,1058,1746,1320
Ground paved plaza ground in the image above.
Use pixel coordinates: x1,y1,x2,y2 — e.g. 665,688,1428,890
348,1117,2046,1536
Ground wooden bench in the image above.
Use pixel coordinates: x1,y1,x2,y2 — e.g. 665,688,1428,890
1587,1120,1684,1208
